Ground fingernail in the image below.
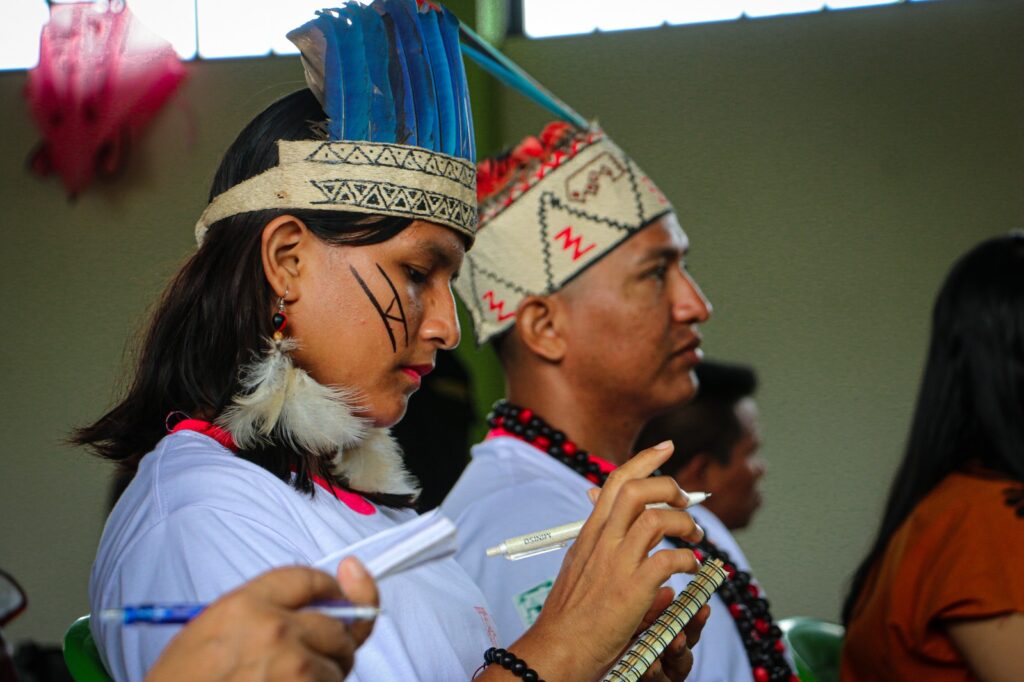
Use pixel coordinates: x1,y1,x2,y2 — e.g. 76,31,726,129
653,440,673,451
342,557,368,580
586,487,600,505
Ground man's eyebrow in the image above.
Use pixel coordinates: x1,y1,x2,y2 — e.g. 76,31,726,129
636,245,688,265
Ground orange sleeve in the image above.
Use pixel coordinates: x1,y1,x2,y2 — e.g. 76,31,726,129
911,482,1024,640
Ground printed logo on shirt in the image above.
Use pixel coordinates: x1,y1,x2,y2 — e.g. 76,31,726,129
514,579,554,627
475,606,500,646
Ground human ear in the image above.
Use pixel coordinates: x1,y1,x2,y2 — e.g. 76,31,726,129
677,453,713,490
261,215,309,301
516,294,567,363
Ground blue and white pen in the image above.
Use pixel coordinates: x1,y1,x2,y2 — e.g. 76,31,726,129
100,600,380,625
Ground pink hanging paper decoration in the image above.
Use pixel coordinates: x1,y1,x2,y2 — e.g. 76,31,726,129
25,1,186,198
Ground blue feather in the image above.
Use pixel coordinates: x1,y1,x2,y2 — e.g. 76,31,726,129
355,4,397,143
417,6,457,156
336,4,371,142
293,1,474,158
378,11,417,146
459,22,588,129
382,0,437,150
440,8,474,161
313,10,346,140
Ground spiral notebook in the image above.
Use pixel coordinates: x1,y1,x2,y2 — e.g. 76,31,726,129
603,559,729,682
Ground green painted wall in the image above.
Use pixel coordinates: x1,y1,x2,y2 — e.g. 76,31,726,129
1,0,1021,647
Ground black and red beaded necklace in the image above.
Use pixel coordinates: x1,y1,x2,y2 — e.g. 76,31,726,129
487,400,797,682
487,400,615,484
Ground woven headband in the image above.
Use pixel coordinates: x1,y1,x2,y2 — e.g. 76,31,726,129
456,127,672,344
195,140,476,244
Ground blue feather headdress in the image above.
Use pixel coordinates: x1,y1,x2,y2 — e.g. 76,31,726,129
195,0,477,244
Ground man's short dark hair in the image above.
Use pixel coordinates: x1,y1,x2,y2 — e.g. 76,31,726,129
636,361,758,474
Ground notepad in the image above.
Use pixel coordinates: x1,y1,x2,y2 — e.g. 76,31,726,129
603,559,729,682
314,509,458,582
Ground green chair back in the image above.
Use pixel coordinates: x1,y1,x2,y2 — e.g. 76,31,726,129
63,616,113,682
778,616,845,682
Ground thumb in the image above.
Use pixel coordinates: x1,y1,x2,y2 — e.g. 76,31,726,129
337,557,379,646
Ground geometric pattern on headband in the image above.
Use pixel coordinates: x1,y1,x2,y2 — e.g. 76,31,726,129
195,139,477,244
309,177,476,232
463,257,529,328
306,141,476,190
455,130,672,344
536,185,639,291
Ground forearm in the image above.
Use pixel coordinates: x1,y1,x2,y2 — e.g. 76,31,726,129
947,613,1024,682
476,624,606,682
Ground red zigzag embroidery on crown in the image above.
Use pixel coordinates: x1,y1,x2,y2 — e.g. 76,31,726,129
554,226,596,261
482,291,516,321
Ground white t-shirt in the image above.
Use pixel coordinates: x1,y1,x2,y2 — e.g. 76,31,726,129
90,430,498,682
442,436,754,682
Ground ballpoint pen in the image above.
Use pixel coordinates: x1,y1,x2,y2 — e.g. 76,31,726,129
100,600,380,625
485,492,710,560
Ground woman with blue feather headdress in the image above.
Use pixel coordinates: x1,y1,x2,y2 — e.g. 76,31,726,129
81,1,706,679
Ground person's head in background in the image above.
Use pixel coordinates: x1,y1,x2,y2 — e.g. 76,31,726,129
636,360,765,530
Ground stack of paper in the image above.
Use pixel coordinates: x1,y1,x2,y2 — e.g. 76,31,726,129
314,509,458,581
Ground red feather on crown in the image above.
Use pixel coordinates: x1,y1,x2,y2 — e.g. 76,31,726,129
476,121,577,202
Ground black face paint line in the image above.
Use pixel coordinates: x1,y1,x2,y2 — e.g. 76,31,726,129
350,264,409,353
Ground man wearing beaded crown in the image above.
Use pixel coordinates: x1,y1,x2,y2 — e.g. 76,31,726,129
443,121,796,682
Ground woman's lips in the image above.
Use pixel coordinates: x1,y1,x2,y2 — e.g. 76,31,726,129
400,365,434,384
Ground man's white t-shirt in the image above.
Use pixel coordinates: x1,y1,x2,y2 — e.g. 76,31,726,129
442,435,755,682
91,430,498,681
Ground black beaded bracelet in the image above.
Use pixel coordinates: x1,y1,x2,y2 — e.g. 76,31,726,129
482,647,544,682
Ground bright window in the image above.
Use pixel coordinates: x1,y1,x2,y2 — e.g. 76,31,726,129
523,0,936,38
2,0,197,70
1,0,940,71
0,0,348,71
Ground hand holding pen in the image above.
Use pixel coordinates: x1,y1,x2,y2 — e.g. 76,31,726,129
486,492,710,560
145,558,377,682
482,441,708,681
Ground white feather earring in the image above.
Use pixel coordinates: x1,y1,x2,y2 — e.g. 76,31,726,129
217,293,420,498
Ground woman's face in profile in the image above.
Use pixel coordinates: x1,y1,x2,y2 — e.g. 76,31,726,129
285,219,465,428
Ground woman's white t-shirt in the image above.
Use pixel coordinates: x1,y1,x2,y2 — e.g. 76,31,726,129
90,430,499,681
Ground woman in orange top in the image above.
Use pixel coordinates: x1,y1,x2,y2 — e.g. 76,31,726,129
841,232,1024,682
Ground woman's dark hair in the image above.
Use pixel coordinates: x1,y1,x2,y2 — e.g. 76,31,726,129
635,361,758,473
842,232,1024,623
75,89,416,507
